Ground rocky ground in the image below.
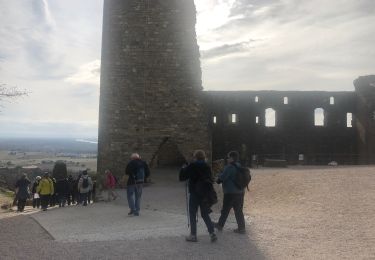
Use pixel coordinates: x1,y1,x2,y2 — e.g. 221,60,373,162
0,166,374,259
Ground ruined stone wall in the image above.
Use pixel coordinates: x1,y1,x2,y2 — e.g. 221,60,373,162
206,91,358,165
98,0,210,176
354,75,375,164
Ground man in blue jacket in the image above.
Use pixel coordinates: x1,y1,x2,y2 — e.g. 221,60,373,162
125,153,150,216
215,151,246,234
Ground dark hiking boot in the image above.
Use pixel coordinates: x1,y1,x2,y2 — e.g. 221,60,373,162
128,211,134,216
213,222,223,231
185,234,198,242
210,233,218,242
134,212,139,216
233,228,246,234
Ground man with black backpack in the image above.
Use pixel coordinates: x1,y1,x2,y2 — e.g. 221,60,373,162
214,151,247,234
78,170,93,206
125,153,150,216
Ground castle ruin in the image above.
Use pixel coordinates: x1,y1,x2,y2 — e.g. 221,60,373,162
98,0,375,175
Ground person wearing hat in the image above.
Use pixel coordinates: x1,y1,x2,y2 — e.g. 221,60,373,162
31,176,41,209
37,172,54,211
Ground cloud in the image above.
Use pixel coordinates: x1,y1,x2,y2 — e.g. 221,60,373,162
0,0,102,138
201,39,255,59
195,0,239,36
65,60,101,86
0,118,98,138
0,0,64,79
198,0,375,91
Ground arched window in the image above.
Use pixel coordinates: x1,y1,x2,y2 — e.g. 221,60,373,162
230,114,237,124
314,108,325,126
255,96,259,103
255,116,259,124
346,113,352,127
330,96,335,105
283,97,288,104
265,108,276,127
213,116,217,124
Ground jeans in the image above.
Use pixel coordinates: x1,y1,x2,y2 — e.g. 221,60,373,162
40,195,50,210
80,192,88,206
67,192,75,205
33,198,40,208
76,192,82,204
218,193,245,231
58,194,66,207
107,188,118,201
127,184,142,213
189,193,214,236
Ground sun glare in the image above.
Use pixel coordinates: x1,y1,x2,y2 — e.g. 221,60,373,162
194,0,237,36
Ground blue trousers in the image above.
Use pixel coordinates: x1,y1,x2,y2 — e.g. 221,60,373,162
127,184,143,213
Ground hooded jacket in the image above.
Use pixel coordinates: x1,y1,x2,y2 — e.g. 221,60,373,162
218,162,244,194
37,177,54,195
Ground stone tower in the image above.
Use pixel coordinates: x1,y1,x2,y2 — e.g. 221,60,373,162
98,0,210,175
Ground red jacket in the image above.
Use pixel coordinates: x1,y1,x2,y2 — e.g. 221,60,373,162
106,174,116,188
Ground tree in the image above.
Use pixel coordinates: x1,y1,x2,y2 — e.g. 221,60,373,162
52,161,68,180
0,83,28,99
0,84,28,109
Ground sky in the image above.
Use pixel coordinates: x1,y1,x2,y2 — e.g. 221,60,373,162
0,0,374,138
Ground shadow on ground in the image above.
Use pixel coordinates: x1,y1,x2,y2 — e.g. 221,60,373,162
0,168,265,259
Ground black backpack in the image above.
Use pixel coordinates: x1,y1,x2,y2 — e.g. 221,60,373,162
195,179,218,207
232,163,251,190
82,177,89,188
134,166,145,184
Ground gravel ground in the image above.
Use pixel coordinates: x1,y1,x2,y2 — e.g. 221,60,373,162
1,166,374,259
246,166,375,260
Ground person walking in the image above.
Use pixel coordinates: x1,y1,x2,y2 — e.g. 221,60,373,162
105,170,118,201
179,150,217,243
125,153,150,216
15,174,31,212
37,172,54,211
77,170,93,206
215,151,246,234
31,176,41,209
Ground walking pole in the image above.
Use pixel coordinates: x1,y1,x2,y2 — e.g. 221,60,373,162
185,180,190,228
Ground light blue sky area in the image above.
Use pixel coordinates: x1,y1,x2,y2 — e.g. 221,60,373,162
0,0,374,138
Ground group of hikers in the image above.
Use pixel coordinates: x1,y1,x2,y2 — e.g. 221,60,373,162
15,170,95,212
118,150,248,243
15,149,248,243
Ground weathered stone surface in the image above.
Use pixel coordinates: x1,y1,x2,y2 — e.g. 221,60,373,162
354,75,375,164
207,90,358,165
98,0,210,176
